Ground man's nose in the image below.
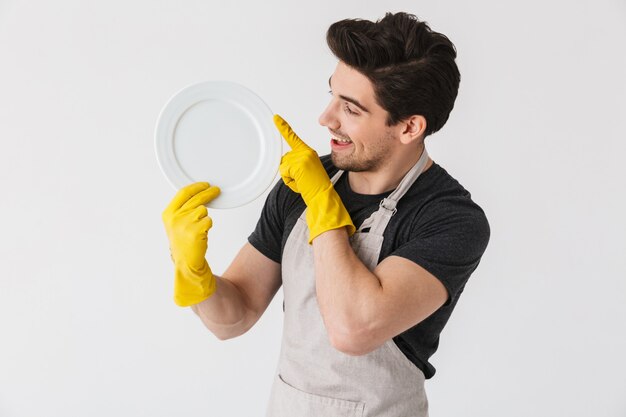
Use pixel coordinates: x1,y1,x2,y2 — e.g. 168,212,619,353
318,102,340,130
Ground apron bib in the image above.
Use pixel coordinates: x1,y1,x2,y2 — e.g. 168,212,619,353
266,150,431,417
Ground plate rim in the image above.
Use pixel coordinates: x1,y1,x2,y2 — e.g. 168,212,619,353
155,80,282,209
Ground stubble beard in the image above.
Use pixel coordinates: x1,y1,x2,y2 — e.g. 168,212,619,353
331,151,384,172
330,132,395,172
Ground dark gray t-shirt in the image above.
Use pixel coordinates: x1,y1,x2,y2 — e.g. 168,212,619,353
248,154,490,378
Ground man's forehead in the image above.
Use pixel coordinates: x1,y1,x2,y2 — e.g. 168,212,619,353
328,64,376,113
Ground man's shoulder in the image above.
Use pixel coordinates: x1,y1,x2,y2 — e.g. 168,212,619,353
416,162,478,202
416,162,489,235
388,162,490,267
402,162,489,226
420,162,465,194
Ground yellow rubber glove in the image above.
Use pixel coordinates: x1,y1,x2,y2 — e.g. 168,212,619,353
274,114,355,243
162,182,221,306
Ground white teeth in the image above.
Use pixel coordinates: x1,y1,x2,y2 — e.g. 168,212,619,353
332,136,352,143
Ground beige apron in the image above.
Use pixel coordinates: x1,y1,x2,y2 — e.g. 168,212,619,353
266,150,431,417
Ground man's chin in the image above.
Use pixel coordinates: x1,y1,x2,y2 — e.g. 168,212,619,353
331,152,367,172
330,152,349,170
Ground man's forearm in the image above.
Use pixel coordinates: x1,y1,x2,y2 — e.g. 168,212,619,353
190,274,251,340
312,228,384,351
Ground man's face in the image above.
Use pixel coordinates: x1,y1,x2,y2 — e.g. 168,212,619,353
319,61,397,172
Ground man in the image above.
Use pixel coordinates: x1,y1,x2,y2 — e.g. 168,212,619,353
162,12,490,417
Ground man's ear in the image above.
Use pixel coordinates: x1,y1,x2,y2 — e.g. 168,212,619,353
398,115,427,145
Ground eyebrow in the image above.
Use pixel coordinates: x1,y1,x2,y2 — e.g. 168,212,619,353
328,76,371,113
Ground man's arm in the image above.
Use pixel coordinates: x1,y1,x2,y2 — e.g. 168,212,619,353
191,242,282,340
271,115,447,354
312,228,448,356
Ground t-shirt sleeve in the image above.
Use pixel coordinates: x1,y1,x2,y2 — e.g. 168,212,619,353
390,200,491,306
247,180,286,264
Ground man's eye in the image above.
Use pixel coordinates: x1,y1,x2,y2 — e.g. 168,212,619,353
344,103,357,115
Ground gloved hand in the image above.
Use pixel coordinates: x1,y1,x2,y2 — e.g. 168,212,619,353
274,114,355,243
162,182,221,306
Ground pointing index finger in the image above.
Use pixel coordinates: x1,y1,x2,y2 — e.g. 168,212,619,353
273,114,308,151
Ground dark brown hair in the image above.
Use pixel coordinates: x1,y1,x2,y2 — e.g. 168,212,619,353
327,12,460,137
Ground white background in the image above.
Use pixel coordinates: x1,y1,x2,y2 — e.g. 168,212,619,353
1,0,625,416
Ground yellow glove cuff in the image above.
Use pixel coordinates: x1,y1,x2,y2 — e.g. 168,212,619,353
173,261,217,307
305,187,356,244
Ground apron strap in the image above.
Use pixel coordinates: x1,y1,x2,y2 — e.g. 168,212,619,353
303,148,430,230
357,148,430,235
329,169,344,185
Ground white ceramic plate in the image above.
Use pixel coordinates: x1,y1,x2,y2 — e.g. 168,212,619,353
155,81,282,209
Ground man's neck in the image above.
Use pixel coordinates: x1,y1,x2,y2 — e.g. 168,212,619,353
347,147,432,195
